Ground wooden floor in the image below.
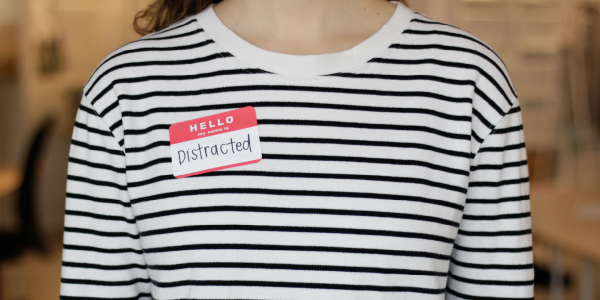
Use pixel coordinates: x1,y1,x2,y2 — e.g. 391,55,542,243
0,239,62,300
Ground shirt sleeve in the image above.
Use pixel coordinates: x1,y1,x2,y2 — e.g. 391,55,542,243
446,102,534,299
60,96,151,299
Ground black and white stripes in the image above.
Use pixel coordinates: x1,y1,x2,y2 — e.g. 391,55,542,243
61,4,533,300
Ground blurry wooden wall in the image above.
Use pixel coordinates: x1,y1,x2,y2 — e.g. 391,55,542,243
0,0,150,238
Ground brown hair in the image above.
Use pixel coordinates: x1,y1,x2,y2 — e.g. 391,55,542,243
134,0,408,36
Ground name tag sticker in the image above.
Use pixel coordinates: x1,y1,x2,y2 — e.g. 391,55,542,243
169,106,262,178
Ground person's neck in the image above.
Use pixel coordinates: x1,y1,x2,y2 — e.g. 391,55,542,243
213,0,396,55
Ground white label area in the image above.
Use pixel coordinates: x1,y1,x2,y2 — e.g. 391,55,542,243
170,126,262,178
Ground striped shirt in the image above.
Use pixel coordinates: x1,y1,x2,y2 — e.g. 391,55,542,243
60,3,533,300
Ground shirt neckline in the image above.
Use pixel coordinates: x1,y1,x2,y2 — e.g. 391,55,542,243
194,2,414,76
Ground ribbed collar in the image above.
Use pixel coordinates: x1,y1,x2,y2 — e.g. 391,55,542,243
195,2,414,76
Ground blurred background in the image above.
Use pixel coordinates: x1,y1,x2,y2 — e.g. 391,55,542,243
0,0,598,299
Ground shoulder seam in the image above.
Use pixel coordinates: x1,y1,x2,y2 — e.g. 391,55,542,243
473,101,520,158
81,94,125,153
